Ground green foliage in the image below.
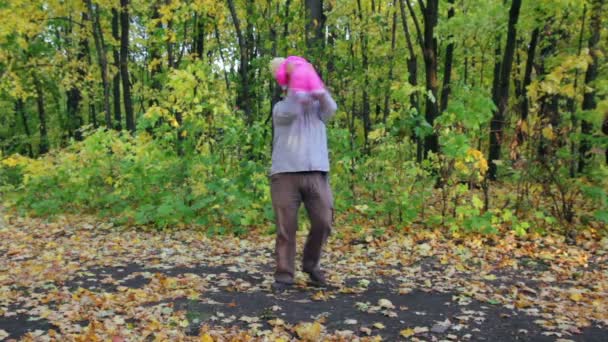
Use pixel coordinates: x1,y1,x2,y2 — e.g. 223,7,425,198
1,0,607,238
1,125,272,233
0,62,273,233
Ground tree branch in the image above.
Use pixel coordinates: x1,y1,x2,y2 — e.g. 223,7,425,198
417,0,426,14
405,0,424,51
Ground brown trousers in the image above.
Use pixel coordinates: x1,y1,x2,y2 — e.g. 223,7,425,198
270,171,333,283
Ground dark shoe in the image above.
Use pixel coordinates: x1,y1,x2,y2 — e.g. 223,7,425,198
304,269,328,288
271,281,293,293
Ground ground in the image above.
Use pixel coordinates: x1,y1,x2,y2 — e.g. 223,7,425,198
0,212,607,341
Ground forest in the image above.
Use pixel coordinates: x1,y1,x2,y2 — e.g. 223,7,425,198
1,0,606,235
0,0,607,340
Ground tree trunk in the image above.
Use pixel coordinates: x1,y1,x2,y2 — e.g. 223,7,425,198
569,5,587,176
112,7,122,131
267,0,279,153
34,78,49,154
16,99,34,157
407,0,439,158
227,0,253,122
510,26,540,158
439,0,455,113
383,0,398,123
213,19,230,93
356,0,371,153
325,0,336,81
245,1,257,119
422,0,440,158
194,13,205,59
148,2,163,106
269,0,281,109
65,14,86,141
399,0,422,161
85,0,112,129
488,0,522,180
166,0,175,69
120,0,135,132
579,0,604,172
282,0,292,56
305,0,326,64
520,27,539,122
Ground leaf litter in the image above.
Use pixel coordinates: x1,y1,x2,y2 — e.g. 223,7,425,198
0,213,606,340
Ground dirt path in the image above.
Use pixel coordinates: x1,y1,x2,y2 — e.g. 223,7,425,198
0,214,607,340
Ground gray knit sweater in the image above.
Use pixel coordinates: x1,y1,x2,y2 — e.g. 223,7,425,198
270,91,338,175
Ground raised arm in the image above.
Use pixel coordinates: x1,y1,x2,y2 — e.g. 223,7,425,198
272,93,305,125
316,92,337,123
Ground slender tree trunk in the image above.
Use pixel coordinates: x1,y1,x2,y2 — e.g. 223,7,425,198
166,0,175,69
148,2,163,106
356,0,371,153
439,0,455,113
213,19,230,93
488,0,522,180
80,12,97,128
65,16,85,141
194,13,205,59
245,1,257,119
491,37,502,107
66,87,82,139
85,0,112,129
520,27,539,123
120,0,135,132
305,0,326,64
33,78,49,154
325,0,336,81
510,26,540,158
16,99,34,157
111,8,122,131
579,0,604,172
267,0,280,153
383,0,398,123
569,5,586,176
282,0,292,56
227,0,253,122
67,58,84,140
269,0,281,108
399,0,422,161
422,0,440,158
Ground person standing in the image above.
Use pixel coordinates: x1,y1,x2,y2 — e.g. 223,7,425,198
269,57,337,291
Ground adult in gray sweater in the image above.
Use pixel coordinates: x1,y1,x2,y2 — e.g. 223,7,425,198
269,70,338,292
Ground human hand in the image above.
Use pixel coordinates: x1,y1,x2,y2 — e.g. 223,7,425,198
310,89,327,100
286,61,295,75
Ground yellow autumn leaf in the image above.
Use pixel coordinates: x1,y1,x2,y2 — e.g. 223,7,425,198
294,322,322,341
368,128,385,141
520,119,529,134
373,322,385,329
268,318,285,326
542,126,555,140
200,333,214,342
400,328,415,337
570,292,582,302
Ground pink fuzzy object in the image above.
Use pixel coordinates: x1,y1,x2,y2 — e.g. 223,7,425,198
274,56,325,95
